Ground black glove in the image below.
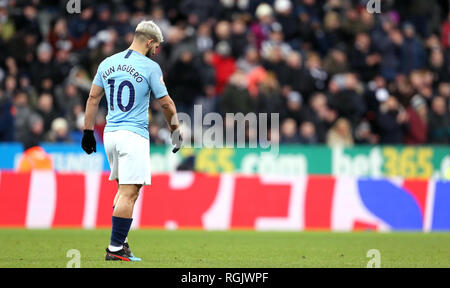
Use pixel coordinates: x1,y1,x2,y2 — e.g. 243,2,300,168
171,127,183,153
82,130,97,154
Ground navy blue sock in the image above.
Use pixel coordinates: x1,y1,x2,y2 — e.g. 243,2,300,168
110,216,133,247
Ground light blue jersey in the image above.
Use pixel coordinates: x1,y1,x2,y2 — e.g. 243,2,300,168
93,49,168,139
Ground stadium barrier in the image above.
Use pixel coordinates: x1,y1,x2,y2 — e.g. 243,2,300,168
0,171,449,231
1,144,449,179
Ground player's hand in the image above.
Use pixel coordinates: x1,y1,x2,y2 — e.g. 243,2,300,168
82,130,97,154
171,127,183,153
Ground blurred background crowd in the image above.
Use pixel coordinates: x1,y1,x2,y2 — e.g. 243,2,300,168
0,0,450,149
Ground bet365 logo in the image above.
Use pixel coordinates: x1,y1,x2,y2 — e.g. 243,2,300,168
366,0,381,14
66,0,81,14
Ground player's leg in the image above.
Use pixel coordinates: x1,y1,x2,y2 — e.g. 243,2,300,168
103,132,135,261
113,184,119,209
104,134,122,215
112,182,130,248
112,184,141,218
112,183,135,256
105,131,149,261
107,185,139,240
107,181,141,261
118,132,150,260
106,183,142,261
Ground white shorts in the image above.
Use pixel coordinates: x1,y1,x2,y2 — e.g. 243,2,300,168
104,130,151,186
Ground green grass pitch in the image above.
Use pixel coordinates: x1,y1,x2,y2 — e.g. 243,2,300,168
1,229,449,268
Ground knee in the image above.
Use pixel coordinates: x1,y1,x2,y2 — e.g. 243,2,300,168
120,187,140,204
127,191,139,203
132,185,141,201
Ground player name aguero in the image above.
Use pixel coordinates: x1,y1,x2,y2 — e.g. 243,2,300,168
102,64,144,83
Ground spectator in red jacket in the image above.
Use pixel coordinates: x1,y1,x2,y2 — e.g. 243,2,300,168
441,12,450,48
405,95,428,144
211,41,236,95
250,3,274,51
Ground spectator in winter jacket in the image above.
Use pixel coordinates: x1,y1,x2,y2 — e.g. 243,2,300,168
428,96,450,144
404,95,428,144
30,42,54,92
280,118,301,144
250,3,274,51
400,23,426,75
0,90,14,141
326,118,354,147
220,70,254,115
282,51,315,102
256,73,284,116
372,17,401,81
211,41,236,95
350,32,381,82
377,96,409,144
167,49,203,116
299,121,319,144
441,12,450,49
36,92,60,135
327,73,365,126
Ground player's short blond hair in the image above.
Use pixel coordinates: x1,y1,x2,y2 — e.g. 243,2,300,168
135,20,164,43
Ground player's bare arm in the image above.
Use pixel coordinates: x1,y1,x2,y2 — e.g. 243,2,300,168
157,95,183,153
157,95,179,132
84,84,105,130
81,84,104,154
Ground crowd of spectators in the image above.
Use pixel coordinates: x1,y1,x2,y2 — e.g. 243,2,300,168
0,0,450,149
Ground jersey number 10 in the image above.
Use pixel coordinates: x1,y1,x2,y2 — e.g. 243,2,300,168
107,79,135,112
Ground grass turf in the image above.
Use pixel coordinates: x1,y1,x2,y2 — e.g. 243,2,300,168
0,229,449,268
